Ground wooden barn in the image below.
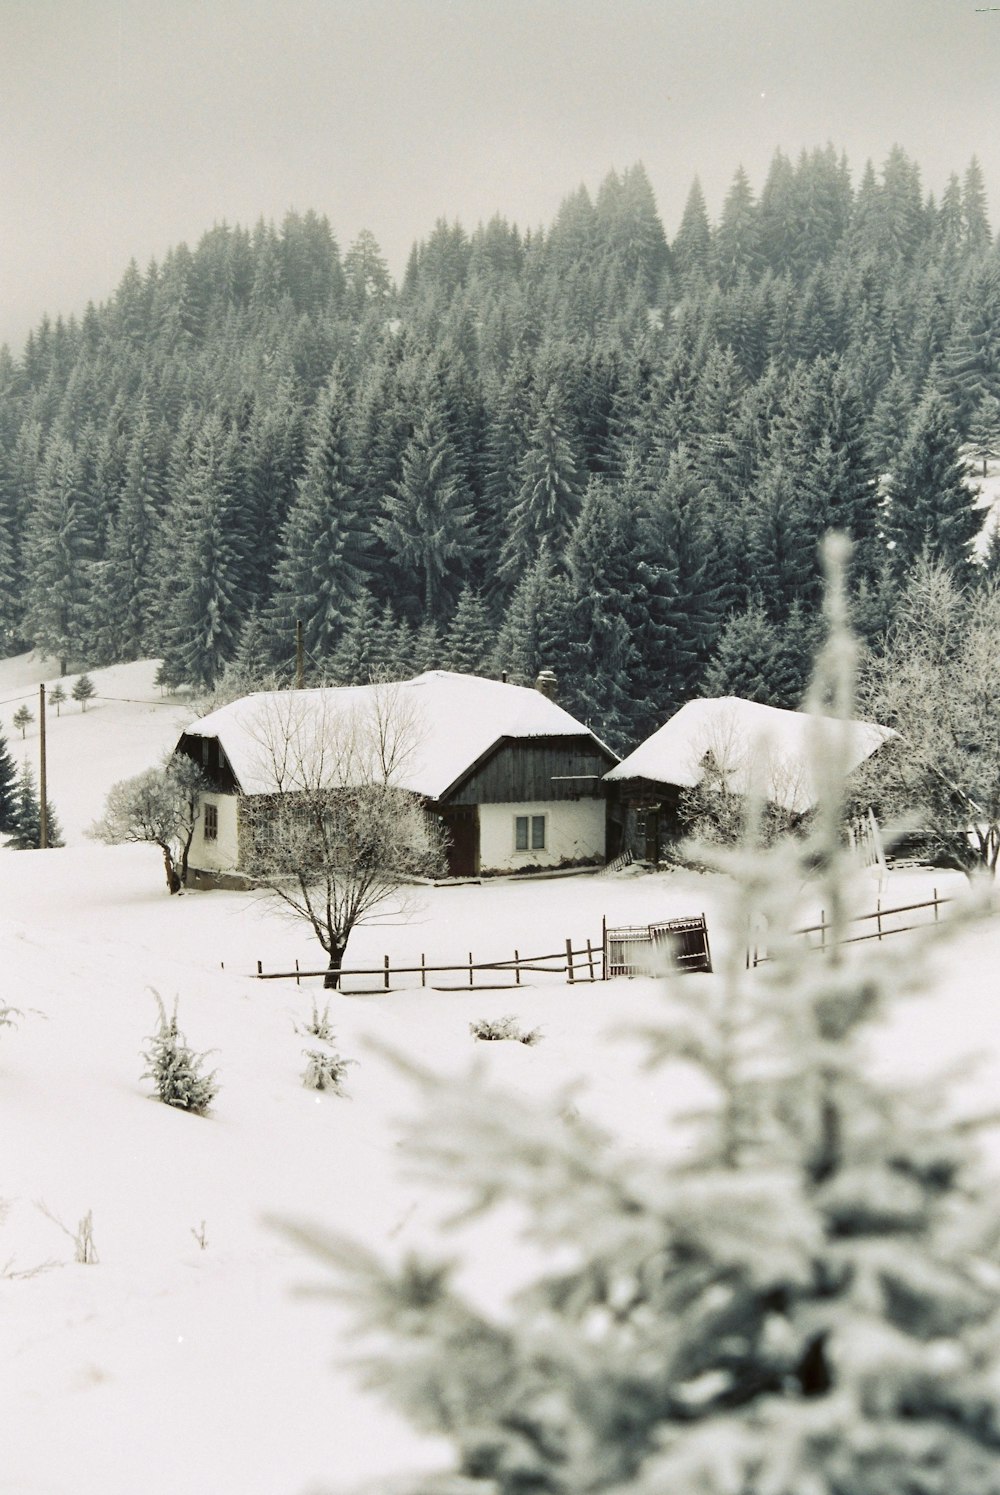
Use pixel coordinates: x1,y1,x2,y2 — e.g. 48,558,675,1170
604,696,895,863
173,671,618,884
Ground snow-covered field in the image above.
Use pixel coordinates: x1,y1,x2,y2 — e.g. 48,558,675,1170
1,654,998,1495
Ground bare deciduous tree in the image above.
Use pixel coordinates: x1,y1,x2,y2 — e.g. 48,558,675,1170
89,756,207,892
238,682,445,986
856,560,1000,876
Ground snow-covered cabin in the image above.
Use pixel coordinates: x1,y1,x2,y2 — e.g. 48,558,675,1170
173,671,618,885
604,696,895,862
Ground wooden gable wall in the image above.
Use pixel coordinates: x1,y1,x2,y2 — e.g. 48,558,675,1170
438,735,614,806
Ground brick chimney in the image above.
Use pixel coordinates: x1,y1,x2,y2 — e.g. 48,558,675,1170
534,668,558,700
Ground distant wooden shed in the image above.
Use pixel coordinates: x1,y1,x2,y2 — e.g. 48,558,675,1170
604,696,895,863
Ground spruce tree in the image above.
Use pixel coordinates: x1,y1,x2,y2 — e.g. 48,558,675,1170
499,387,581,581
639,447,722,721
0,726,16,832
442,587,493,676
967,393,1000,478
492,543,575,690
5,762,62,849
671,177,713,289
329,591,391,684
155,415,251,688
564,475,646,751
746,466,819,617
376,401,477,621
95,414,161,661
269,376,371,661
701,598,818,708
0,433,24,652
22,432,93,673
883,388,980,577
713,165,760,289
71,673,96,711
962,155,992,250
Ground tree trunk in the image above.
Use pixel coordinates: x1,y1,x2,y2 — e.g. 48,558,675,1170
160,843,180,894
323,939,346,990
179,816,196,886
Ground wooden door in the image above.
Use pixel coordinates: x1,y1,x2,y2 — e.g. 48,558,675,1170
439,805,480,877
644,806,660,864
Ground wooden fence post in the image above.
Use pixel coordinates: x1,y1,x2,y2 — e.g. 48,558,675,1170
383,955,390,990
566,937,574,984
514,949,521,986
602,915,608,980
469,952,474,989
420,953,426,988
933,887,939,923
295,958,300,986
586,939,595,979
876,899,882,942
257,960,263,977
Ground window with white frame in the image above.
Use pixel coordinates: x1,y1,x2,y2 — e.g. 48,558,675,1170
514,814,546,852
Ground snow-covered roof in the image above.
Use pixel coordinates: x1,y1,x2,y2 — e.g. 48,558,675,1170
181,671,614,800
604,696,895,813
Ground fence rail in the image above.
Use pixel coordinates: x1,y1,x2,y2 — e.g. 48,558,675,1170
748,889,950,968
255,938,603,992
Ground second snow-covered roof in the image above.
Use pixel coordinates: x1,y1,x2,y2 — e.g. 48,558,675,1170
604,696,895,812
183,671,614,800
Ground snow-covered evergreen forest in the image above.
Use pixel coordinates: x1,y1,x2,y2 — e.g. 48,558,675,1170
1,148,998,750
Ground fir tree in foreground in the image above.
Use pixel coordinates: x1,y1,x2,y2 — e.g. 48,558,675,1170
277,539,1000,1495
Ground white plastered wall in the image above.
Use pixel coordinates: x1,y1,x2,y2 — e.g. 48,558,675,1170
478,798,606,874
189,793,240,873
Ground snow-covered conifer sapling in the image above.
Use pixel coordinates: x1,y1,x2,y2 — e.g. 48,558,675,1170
302,1048,356,1094
141,991,219,1114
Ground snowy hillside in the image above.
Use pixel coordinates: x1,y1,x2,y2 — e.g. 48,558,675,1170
1,650,998,1495
0,656,189,843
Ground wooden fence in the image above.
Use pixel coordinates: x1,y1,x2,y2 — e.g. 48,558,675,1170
748,888,951,968
254,911,715,990
254,938,603,992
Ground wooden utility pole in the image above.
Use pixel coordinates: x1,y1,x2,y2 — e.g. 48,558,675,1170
295,619,304,689
39,683,48,850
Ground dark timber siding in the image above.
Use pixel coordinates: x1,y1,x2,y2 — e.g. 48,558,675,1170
442,737,615,806
175,733,240,794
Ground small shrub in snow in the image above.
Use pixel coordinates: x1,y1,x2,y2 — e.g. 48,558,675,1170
302,1048,356,1093
0,1003,21,1035
296,998,337,1043
36,1203,99,1264
141,991,219,1114
73,1210,98,1264
191,1221,209,1250
469,1015,542,1045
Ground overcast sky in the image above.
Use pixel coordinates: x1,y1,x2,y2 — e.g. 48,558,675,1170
2,0,999,352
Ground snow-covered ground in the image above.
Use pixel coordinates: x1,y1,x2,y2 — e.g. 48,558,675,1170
1,653,997,1495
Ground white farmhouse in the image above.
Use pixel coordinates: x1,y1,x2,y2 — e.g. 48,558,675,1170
173,671,618,885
